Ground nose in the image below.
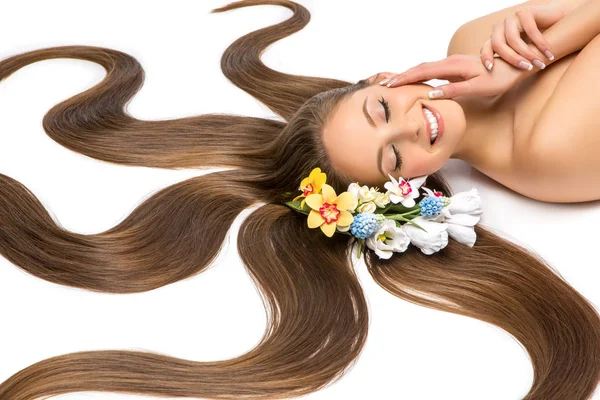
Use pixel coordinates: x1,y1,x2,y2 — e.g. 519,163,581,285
381,94,425,145
385,119,420,143
398,98,427,141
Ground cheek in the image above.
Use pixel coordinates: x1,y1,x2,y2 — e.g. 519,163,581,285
404,153,441,178
404,158,427,178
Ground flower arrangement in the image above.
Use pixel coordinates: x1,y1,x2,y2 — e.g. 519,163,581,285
284,167,483,259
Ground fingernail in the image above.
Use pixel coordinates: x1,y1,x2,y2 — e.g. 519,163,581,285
544,50,554,61
485,60,493,70
386,79,398,87
428,89,443,99
519,60,533,70
379,78,391,85
532,59,546,69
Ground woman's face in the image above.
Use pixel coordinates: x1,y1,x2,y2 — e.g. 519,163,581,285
322,82,467,187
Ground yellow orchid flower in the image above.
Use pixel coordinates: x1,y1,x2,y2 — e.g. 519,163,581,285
305,183,357,238
293,167,327,208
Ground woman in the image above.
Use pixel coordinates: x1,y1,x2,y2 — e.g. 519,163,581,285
0,0,598,399
332,0,600,203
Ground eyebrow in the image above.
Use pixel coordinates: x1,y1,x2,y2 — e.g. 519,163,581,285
363,96,386,178
362,96,376,128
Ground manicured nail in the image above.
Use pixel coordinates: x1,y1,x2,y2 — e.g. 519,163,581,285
485,60,493,70
519,60,533,70
386,79,397,87
544,50,554,61
532,59,546,69
379,78,391,85
428,89,443,99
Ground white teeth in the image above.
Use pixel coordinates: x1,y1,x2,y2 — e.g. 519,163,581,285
424,107,439,142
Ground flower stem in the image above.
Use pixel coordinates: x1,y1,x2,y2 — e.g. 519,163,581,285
385,208,421,222
402,208,421,216
386,214,411,222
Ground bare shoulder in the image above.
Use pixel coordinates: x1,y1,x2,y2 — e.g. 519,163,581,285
447,0,555,57
512,34,600,203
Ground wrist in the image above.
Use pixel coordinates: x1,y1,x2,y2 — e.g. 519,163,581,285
550,0,582,16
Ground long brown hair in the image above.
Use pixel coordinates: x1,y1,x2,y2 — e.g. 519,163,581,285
0,1,598,399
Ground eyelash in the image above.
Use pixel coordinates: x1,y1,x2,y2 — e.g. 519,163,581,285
379,96,401,171
392,144,401,171
378,96,390,122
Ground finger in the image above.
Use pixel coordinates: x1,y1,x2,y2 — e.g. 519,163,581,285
431,76,500,99
379,74,401,87
491,20,532,71
518,8,554,62
383,62,437,87
480,37,495,71
384,56,466,87
505,13,542,69
428,79,476,99
375,72,395,81
362,72,394,84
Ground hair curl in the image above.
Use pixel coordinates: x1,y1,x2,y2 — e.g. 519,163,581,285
0,1,598,399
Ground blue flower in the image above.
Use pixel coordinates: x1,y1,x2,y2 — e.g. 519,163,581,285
350,212,381,239
418,196,444,217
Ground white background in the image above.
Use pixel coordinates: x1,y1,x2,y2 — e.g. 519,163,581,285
0,0,598,399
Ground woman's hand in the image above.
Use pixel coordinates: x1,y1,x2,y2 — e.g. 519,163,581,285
377,54,525,100
481,3,565,71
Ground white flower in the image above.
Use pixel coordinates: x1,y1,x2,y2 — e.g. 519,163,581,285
347,182,361,199
401,216,449,255
373,191,391,208
357,201,377,213
344,183,361,213
360,186,378,203
443,213,480,247
347,183,381,212
365,219,410,259
347,184,388,213
337,223,351,233
423,187,482,247
421,187,445,199
384,174,428,208
348,183,379,203
444,187,482,217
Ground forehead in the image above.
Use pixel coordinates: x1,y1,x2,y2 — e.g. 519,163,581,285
323,87,386,187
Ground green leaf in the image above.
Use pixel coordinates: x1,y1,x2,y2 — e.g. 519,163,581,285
283,199,310,215
404,219,428,232
376,203,419,217
383,214,411,222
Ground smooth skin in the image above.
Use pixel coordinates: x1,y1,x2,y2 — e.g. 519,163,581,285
323,0,600,202
322,60,519,187
379,2,565,100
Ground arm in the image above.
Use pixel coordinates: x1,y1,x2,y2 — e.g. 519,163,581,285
511,0,600,82
447,0,555,57
553,0,594,15
542,0,600,58
446,0,595,59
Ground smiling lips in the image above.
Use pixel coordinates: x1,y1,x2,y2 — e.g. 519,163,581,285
422,104,444,146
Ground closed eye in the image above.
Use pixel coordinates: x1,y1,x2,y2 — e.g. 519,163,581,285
379,96,401,171
378,96,390,122
392,145,401,171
